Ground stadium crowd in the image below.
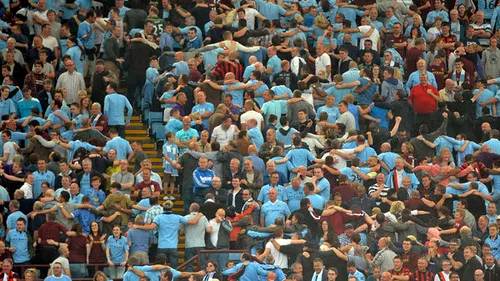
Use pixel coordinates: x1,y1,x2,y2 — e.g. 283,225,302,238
0,0,498,281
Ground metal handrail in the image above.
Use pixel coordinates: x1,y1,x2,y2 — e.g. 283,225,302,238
175,249,251,271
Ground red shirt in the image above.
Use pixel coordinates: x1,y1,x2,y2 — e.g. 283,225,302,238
453,220,465,233
409,84,439,114
134,180,161,193
38,221,68,246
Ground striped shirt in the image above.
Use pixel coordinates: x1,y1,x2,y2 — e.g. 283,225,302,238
55,71,85,104
213,60,244,81
471,23,492,47
410,270,435,281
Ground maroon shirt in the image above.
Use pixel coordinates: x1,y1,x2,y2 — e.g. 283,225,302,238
68,235,87,263
386,34,408,58
134,180,161,193
428,62,446,90
461,57,476,83
38,221,68,246
406,47,423,80
88,234,106,263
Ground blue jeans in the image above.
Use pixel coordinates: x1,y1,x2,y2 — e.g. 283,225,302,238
158,248,179,268
105,266,125,279
208,250,229,271
69,264,88,278
185,247,206,271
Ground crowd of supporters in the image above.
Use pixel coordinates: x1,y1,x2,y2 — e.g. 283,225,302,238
0,0,498,281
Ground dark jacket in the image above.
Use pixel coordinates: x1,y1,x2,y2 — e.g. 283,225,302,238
206,219,232,249
208,187,229,207
123,41,156,75
227,188,244,213
484,265,500,281
461,257,483,281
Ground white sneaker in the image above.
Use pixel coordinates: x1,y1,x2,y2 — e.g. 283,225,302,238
163,196,170,200
169,195,176,200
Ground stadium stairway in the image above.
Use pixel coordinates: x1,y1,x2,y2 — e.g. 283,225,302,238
126,113,187,265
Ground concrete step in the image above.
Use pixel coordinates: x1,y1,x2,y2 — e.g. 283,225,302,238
125,129,148,135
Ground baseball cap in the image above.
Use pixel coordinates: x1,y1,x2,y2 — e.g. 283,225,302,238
345,223,354,229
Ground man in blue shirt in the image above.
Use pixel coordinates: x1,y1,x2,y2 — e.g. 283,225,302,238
247,118,264,150
5,217,30,263
258,172,287,204
17,88,42,118
134,200,203,268
312,167,330,199
175,116,199,154
260,188,291,227
222,252,270,281
266,46,282,77
104,127,132,160
191,92,214,129
285,178,305,212
103,82,133,138
77,10,96,77
33,158,55,198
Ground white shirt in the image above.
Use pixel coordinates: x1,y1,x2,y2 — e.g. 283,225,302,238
243,8,261,30
20,182,33,199
358,25,380,51
212,124,238,148
290,56,306,76
241,110,264,129
208,219,221,246
41,35,59,51
3,141,16,165
265,238,291,268
32,10,48,35
322,148,355,170
315,53,331,81
434,272,450,281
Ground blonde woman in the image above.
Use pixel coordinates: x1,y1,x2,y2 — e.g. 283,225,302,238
93,271,112,281
404,14,427,40
24,268,38,281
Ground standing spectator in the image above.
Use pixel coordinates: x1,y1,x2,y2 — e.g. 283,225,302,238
127,215,150,265
56,59,85,104
5,218,29,265
182,203,209,271
206,208,232,270
132,200,202,268
106,225,129,278
103,82,133,138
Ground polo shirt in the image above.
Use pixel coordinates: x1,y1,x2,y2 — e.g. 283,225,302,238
106,235,129,263
33,170,55,198
267,55,282,77
258,184,287,203
103,136,132,160
127,228,151,253
5,230,30,263
316,177,330,199
154,213,188,249
261,200,291,227
285,185,305,212
175,128,199,154
191,103,214,128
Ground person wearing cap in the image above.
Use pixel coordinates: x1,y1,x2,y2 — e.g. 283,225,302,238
133,200,203,268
